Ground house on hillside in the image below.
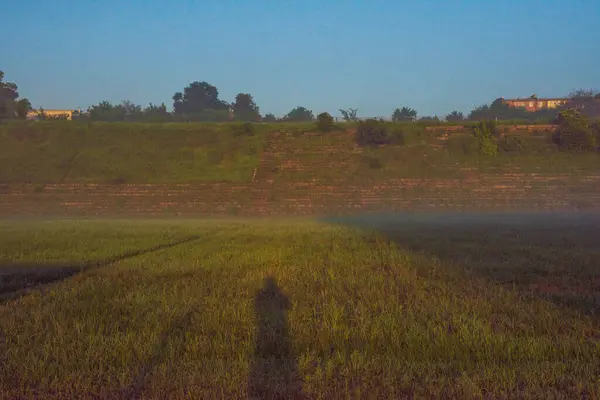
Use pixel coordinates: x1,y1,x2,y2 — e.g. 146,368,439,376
26,109,80,120
501,95,568,112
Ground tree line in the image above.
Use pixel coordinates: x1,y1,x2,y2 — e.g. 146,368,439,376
1,70,599,123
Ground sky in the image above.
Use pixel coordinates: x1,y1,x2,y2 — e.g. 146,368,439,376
2,0,599,118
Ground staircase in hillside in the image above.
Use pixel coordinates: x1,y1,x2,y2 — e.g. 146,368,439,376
2,130,600,217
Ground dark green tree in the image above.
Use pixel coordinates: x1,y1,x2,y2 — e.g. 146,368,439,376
316,112,334,132
392,107,417,122
563,89,600,118
283,106,314,122
445,111,464,122
15,98,32,119
339,108,358,122
569,89,596,99
120,100,143,121
469,98,556,121
356,119,391,146
232,93,261,121
172,81,229,118
88,101,126,121
143,102,171,122
419,116,440,122
472,120,499,156
262,113,277,122
0,71,31,120
552,109,596,152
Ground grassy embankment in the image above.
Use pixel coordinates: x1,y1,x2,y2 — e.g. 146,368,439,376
0,121,266,184
266,122,600,183
0,218,599,398
1,121,599,186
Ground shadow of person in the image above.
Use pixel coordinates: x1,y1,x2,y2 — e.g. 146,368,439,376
248,276,303,399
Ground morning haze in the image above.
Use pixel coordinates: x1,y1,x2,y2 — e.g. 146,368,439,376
1,0,599,398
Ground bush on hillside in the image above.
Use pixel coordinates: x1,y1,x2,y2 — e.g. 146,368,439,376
356,119,391,146
231,122,255,136
498,135,550,155
552,109,596,152
316,112,335,132
390,125,424,146
472,120,499,156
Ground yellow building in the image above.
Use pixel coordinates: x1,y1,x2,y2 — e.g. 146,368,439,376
501,96,568,112
27,109,76,120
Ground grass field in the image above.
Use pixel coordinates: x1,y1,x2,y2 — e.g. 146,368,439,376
268,130,600,183
1,216,599,398
2,121,599,186
0,122,266,184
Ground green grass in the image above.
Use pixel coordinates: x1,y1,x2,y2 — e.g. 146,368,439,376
0,121,266,184
1,121,599,186
269,129,600,183
1,217,599,398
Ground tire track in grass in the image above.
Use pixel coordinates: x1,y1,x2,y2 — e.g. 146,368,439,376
0,235,205,303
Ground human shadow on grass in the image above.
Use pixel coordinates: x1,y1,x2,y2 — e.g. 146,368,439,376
321,212,600,316
249,276,303,400
0,235,201,303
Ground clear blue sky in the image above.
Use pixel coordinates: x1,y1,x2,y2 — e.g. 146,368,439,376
2,0,599,118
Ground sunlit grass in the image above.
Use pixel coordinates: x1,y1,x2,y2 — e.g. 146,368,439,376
0,122,266,183
0,218,599,398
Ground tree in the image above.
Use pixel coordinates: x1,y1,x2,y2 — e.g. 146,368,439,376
419,116,440,122
356,119,391,146
446,111,464,122
172,81,229,116
232,93,261,122
468,98,555,122
569,88,596,99
316,112,334,132
15,98,32,119
0,71,30,120
564,88,600,118
552,109,596,152
262,113,277,122
88,101,126,121
392,107,417,122
143,102,171,122
339,108,358,122
114,100,142,121
283,106,314,122
472,120,498,156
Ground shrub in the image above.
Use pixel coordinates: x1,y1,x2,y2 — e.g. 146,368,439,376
498,135,527,153
498,135,550,154
472,120,498,156
356,119,391,146
552,109,596,152
231,122,255,136
316,112,334,132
